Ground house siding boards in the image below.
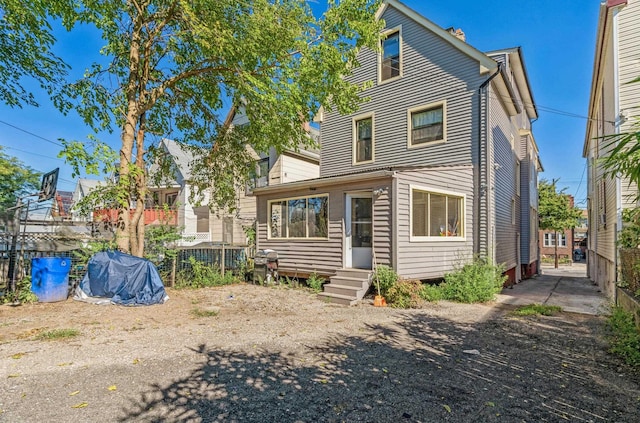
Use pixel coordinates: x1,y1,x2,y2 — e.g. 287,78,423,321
584,0,640,297
256,177,393,277
490,83,519,271
395,166,474,279
320,5,485,177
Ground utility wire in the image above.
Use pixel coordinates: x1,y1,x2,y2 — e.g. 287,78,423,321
0,119,64,146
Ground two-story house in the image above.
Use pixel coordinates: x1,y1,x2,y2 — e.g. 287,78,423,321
583,0,640,298
253,0,541,304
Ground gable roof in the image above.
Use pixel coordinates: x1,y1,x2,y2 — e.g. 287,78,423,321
377,0,523,117
377,0,497,74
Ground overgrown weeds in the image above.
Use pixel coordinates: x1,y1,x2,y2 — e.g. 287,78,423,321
175,256,239,288
607,306,640,367
1,276,38,304
440,257,507,303
306,272,325,293
373,265,398,297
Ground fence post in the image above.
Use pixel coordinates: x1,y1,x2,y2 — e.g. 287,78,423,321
221,244,225,275
170,255,176,287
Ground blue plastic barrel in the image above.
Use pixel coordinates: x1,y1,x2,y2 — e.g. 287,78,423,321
31,257,71,302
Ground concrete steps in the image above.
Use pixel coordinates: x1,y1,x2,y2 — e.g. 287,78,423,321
317,268,372,306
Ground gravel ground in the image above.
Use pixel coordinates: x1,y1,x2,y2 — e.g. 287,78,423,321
1,283,639,422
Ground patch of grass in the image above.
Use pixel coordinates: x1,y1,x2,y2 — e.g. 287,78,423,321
514,304,562,316
607,306,640,367
35,329,80,341
190,308,219,318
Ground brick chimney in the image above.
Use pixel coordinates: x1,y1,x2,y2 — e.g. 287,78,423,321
447,27,466,42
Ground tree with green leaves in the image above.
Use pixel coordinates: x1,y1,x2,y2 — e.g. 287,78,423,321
538,179,582,268
0,146,40,214
0,0,75,107
51,0,383,257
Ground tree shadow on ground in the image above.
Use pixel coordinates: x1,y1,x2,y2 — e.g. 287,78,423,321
119,309,640,422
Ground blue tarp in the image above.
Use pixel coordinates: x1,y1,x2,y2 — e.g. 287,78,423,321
77,251,167,305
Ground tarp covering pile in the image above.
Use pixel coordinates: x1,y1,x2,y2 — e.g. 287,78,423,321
75,251,168,305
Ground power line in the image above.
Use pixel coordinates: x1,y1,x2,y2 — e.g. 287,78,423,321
0,119,64,146
0,144,66,163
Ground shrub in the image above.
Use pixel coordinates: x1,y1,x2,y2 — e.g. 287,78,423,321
373,265,398,297
386,279,423,308
306,272,325,293
440,257,507,303
419,283,443,303
175,256,238,288
1,276,38,304
607,306,640,367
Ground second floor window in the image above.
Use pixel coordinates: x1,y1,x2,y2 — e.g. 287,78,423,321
355,116,373,163
381,31,400,81
410,104,444,146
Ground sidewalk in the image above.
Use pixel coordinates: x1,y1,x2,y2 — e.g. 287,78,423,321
496,263,610,315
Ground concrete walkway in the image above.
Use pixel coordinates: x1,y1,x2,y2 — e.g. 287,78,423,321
496,263,610,315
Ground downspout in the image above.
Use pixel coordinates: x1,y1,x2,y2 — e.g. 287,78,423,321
477,62,502,258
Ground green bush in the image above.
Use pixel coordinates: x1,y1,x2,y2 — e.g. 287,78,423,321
175,256,238,288
440,257,507,303
1,276,38,304
386,279,423,308
373,265,398,297
306,272,325,292
607,306,640,367
419,283,443,303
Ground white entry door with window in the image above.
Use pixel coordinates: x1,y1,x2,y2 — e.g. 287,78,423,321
345,193,373,269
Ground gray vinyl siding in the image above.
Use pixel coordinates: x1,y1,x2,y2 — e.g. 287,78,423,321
490,84,519,271
519,135,532,264
255,178,392,277
395,166,474,280
320,5,485,177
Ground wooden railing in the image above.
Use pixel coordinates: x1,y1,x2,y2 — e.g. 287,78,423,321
93,208,178,225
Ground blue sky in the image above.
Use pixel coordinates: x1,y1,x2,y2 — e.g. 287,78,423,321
0,0,598,206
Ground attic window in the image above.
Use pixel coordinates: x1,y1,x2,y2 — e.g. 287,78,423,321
381,29,401,82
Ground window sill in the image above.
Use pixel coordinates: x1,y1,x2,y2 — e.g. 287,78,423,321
409,236,466,243
408,139,446,149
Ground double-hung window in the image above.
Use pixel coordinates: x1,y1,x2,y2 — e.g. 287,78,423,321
543,233,566,247
411,187,464,239
354,115,373,164
409,102,445,146
381,29,401,82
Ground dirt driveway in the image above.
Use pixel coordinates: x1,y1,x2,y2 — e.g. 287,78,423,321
1,283,639,422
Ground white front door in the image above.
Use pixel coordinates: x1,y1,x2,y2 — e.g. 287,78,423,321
345,194,373,269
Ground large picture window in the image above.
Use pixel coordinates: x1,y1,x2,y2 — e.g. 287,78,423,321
409,104,445,146
354,115,373,164
269,195,328,239
412,188,463,238
381,30,400,81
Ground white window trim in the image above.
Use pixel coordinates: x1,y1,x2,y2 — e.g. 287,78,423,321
352,112,375,165
407,100,447,149
378,25,403,85
516,160,521,196
511,197,516,225
267,194,330,240
409,184,466,242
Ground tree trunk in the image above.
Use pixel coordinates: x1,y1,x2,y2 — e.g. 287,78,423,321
554,231,559,269
117,9,143,255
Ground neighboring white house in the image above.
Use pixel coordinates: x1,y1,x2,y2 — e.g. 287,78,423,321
583,0,640,298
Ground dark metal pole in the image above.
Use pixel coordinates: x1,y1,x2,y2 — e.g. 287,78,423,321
6,198,22,293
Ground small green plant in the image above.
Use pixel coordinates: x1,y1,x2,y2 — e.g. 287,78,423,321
419,283,443,303
607,306,640,367
514,303,562,316
373,265,399,297
1,276,38,304
440,256,507,303
36,328,80,341
306,272,325,292
190,307,219,318
386,279,423,308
